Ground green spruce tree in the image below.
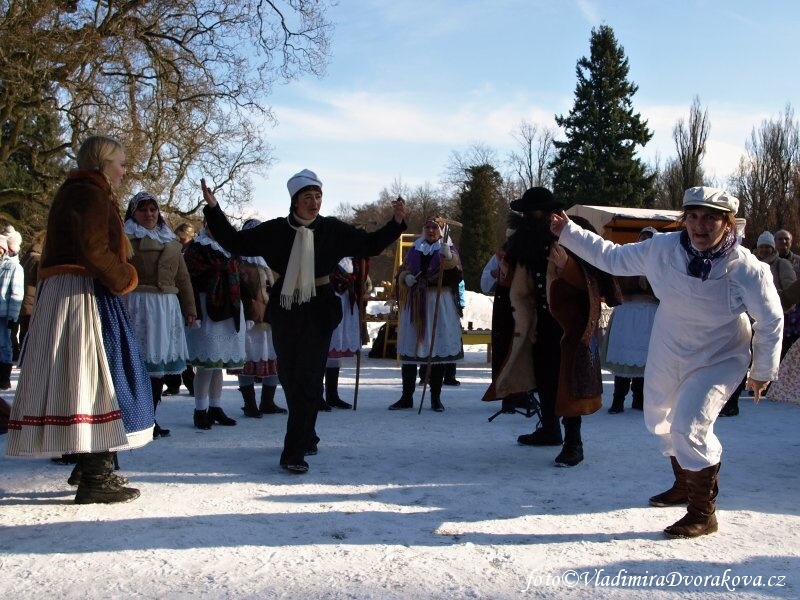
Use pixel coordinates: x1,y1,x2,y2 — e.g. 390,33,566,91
551,25,654,208
458,164,501,291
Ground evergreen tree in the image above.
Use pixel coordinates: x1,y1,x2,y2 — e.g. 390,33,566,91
458,164,501,291
551,25,654,208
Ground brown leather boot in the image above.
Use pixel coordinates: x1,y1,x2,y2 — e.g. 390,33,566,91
663,463,720,538
649,456,688,507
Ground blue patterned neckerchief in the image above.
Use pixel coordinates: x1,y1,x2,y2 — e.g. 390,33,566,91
679,228,737,281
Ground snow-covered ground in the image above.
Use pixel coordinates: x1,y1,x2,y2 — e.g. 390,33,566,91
1,292,799,599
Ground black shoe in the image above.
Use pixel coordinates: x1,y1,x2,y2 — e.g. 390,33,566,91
280,460,309,474
719,404,739,417
327,397,353,409
388,397,413,410
319,399,332,412
162,387,180,396
153,422,171,438
554,443,584,467
431,398,445,412
208,406,236,426
193,409,212,430
305,444,318,456
608,401,625,414
517,427,563,446
442,378,461,386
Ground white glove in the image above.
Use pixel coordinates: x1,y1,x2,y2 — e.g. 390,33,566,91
440,243,452,259
404,273,417,287
190,319,202,330
245,320,255,331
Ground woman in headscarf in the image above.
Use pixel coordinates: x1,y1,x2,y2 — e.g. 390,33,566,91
123,192,196,438
389,216,463,413
201,169,406,474
183,223,247,430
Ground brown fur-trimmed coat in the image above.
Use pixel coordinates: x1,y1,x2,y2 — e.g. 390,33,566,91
39,170,137,295
485,254,618,417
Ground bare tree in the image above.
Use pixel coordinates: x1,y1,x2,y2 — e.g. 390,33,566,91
730,104,800,246
0,0,334,225
506,120,556,190
673,96,710,196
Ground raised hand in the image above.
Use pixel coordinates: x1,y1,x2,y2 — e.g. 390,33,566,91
391,196,406,224
201,178,217,208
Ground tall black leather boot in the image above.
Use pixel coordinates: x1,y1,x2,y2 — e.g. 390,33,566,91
389,363,416,410
325,367,352,409
608,376,631,413
239,384,262,418
259,385,287,414
554,416,584,467
151,377,170,438
74,452,140,505
429,364,445,412
0,362,11,390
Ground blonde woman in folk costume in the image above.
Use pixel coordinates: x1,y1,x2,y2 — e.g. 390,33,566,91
6,135,153,505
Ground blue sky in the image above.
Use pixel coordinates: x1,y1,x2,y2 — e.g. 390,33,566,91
244,0,799,220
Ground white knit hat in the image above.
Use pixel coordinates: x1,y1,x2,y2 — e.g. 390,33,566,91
2,226,20,252
287,169,322,199
757,231,775,248
682,186,739,214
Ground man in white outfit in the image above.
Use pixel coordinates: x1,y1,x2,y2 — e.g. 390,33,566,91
550,187,783,538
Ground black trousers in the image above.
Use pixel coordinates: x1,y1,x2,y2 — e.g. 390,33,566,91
532,309,563,429
271,308,335,464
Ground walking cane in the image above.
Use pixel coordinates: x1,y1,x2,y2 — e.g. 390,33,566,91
419,223,451,414
353,257,367,411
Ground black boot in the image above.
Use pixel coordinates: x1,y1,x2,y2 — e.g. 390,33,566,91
193,408,212,430
608,376,630,413
0,362,11,390
74,452,140,504
664,463,720,538
649,456,688,507
442,362,460,386
429,364,445,411
151,377,170,438
389,363,416,410
162,373,181,396
238,384,263,418
68,460,129,487
208,406,237,426
631,377,644,411
325,367,352,409
259,385,287,414
554,417,584,467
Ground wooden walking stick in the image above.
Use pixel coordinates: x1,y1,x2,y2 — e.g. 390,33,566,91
352,257,368,411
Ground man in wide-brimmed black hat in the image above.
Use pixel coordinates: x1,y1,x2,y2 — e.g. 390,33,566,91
484,187,587,467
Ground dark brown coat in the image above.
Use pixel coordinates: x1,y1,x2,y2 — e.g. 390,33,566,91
39,170,137,295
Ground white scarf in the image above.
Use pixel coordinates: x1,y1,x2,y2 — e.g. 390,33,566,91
124,219,177,244
281,213,316,309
